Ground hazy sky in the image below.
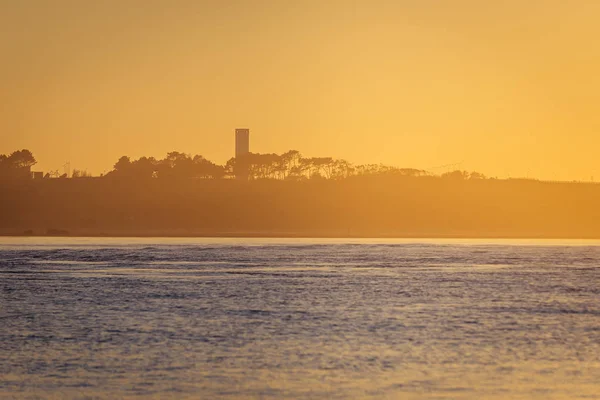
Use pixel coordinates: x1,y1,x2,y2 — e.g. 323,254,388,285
2,0,599,180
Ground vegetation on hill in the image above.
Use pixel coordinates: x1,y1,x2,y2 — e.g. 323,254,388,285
106,150,434,181
1,149,598,238
0,150,36,179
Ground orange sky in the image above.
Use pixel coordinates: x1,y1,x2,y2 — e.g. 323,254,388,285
1,0,599,180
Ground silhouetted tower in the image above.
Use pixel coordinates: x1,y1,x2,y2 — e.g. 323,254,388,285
235,128,250,180
235,129,250,157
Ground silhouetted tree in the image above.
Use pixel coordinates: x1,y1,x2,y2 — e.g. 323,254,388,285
132,157,158,179
8,150,36,169
192,155,225,179
470,171,486,180
281,150,302,179
0,149,37,179
114,156,132,173
397,168,428,177
105,149,485,183
442,170,470,180
72,169,92,178
225,157,237,178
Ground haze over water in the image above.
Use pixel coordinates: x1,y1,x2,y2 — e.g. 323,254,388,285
1,237,599,399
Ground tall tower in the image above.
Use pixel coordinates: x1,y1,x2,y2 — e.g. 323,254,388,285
235,128,250,157
235,128,250,180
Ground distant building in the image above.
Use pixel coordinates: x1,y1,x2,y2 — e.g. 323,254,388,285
31,171,44,180
235,128,250,157
235,128,250,180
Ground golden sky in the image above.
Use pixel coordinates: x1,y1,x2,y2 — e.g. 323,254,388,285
1,0,599,180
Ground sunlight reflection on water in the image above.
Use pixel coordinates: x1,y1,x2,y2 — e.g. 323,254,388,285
1,238,599,399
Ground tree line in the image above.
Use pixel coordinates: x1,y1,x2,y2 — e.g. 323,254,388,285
1,148,492,181
108,150,468,180
0,150,37,179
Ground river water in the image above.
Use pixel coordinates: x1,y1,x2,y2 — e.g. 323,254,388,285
1,238,599,399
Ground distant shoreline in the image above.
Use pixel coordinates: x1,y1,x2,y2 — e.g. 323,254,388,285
3,230,600,240
3,177,600,241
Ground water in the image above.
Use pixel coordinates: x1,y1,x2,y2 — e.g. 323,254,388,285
1,237,599,399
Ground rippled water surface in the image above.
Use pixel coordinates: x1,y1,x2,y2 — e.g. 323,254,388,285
1,237,599,399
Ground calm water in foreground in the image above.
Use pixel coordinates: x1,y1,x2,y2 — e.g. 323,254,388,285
1,237,599,399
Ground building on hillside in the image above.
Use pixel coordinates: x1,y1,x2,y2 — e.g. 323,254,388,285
235,128,250,180
235,128,250,157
